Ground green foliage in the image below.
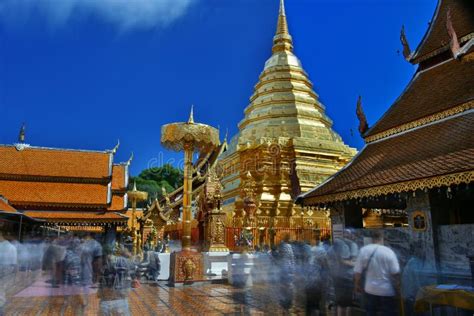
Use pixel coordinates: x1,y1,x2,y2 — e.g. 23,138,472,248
129,164,183,204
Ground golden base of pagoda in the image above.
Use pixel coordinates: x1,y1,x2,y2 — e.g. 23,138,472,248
205,245,229,252
169,250,204,285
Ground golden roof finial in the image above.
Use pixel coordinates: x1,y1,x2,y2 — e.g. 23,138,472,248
277,0,288,35
133,181,137,191
18,123,26,143
273,0,293,53
188,104,194,124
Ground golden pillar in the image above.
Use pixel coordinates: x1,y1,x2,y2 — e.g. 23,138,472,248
182,142,193,250
127,182,148,255
161,107,220,284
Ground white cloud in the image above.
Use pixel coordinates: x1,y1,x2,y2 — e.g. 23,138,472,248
0,0,196,31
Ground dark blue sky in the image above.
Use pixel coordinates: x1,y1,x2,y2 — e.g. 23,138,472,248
1,0,435,175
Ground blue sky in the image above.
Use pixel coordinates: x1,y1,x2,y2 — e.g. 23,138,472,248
0,0,436,175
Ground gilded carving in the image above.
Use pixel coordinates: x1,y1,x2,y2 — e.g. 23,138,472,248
305,170,474,205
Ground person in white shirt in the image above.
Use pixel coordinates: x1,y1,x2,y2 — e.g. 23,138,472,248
354,230,400,316
0,230,18,316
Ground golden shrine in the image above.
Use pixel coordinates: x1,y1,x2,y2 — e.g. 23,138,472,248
219,0,356,246
129,0,358,253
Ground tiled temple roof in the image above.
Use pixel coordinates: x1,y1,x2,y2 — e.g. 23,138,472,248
111,164,127,191
364,58,474,140
297,0,474,206
23,211,128,223
298,111,474,205
0,142,133,216
410,0,474,64
0,145,112,180
108,194,127,212
0,180,109,207
0,197,17,213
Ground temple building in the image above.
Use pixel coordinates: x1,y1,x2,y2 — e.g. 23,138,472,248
0,135,131,237
219,0,356,245
297,0,473,282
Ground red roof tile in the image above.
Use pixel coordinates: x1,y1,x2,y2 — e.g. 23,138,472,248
112,164,127,191
0,180,109,207
300,112,474,203
0,146,111,180
108,194,127,211
0,198,17,213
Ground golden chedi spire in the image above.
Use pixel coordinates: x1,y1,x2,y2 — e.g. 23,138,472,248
219,0,356,234
231,0,355,191
273,0,293,53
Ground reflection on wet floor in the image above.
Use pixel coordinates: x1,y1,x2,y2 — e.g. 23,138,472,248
6,281,306,316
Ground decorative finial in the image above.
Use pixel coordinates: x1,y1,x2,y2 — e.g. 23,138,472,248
188,104,194,124
133,181,137,191
126,152,134,165
224,128,229,142
18,123,26,143
356,96,369,136
272,0,293,53
446,8,460,58
112,139,120,154
400,25,411,60
276,0,289,36
280,0,286,16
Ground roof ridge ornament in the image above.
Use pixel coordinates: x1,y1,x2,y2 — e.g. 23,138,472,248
111,139,120,154
400,25,412,61
356,96,369,136
446,8,461,59
14,123,30,151
188,104,194,124
126,152,134,165
18,123,26,143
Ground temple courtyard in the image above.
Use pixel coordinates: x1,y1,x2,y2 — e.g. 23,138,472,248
5,279,309,316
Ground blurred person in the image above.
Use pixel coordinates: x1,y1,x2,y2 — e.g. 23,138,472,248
80,233,103,286
98,244,134,316
276,235,296,310
303,241,324,315
233,252,251,288
328,237,356,316
401,240,428,315
342,229,359,259
252,244,274,285
0,229,17,316
147,246,161,282
42,236,67,287
64,236,82,285
354,230,400,316
308,237,331,315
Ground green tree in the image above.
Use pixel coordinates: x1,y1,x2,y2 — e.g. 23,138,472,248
128,164,183,205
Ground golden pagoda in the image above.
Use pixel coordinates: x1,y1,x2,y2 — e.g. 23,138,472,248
220,0,356,245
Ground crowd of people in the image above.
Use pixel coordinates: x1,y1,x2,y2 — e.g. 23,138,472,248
241,230,428,316
0,229,144,316
0,226,432,316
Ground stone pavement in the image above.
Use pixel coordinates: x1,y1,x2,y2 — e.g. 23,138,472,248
4,280,306,315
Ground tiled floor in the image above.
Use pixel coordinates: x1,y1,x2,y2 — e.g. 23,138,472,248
5,280,306,315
